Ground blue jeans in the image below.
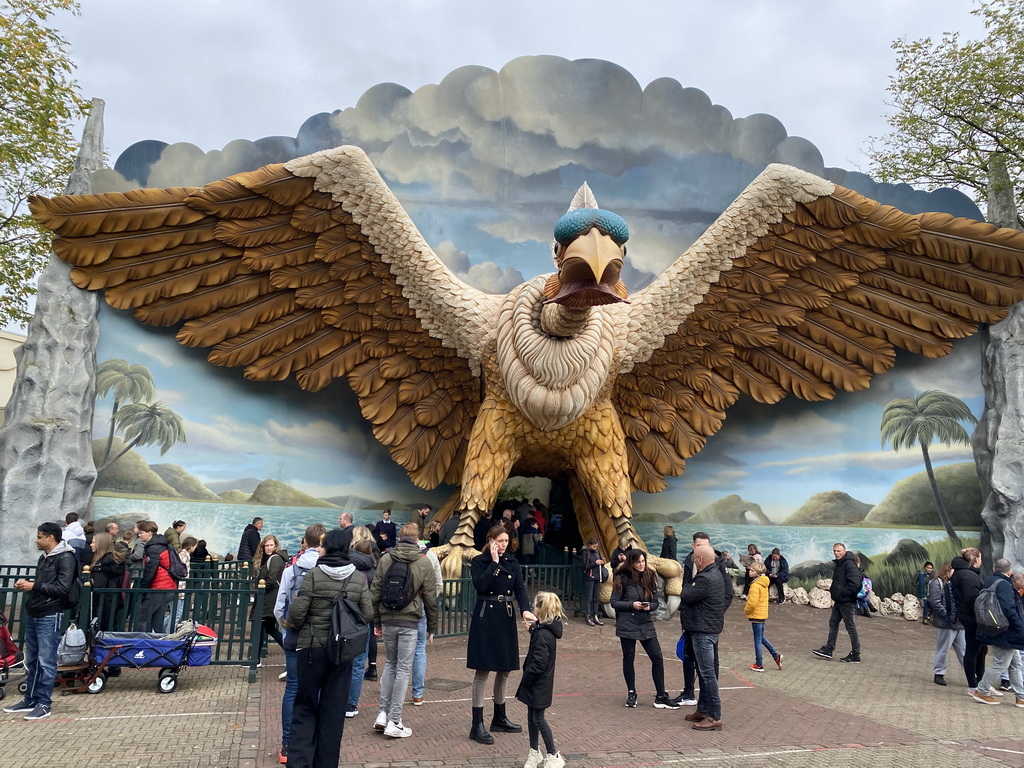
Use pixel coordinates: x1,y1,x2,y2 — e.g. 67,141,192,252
25,612,62,710
691,632,721,720
750,621,777,667
380,625,418,724
411,613,427,699
347,632,370,709
281,647,299,748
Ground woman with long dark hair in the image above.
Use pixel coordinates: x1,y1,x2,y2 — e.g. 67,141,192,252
89,532,125,630
611,549,677,709
951,547,988,695
466,524,537,744
254,534,287,650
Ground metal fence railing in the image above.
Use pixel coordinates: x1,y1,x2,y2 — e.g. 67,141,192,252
1,547,586,653
434,545,584,638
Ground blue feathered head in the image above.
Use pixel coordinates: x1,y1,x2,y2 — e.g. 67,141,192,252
554,208,629,247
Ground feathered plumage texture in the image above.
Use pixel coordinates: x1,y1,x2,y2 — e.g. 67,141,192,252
29,149,1024,569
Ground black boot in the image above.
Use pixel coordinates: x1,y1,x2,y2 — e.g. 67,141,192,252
470,706,494,744
490,702,523,733
592,613,605,626
585,614,595,626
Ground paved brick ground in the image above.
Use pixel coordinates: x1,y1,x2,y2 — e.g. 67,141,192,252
5,600,1024,767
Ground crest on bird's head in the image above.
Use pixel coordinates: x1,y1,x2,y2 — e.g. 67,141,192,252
545,182,630,308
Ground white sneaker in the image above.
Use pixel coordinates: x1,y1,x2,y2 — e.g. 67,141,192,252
524,748,543,768
278,671,287,680
384,720,412,738
373,710,388,731
989,687,1006,697
542,753,565,768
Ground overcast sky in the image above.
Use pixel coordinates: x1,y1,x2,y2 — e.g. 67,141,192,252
55,0,984,174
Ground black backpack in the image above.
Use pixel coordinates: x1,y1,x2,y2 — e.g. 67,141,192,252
324,572,368,665
976,581,1011,636
379,558,416,611
164,546,189,581
62,552,82,611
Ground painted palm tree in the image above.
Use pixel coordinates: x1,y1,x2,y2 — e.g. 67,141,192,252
880,390,977,546
98,401,186,472
96,359,156,464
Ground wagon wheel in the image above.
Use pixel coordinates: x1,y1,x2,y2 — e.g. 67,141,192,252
157,673,178,694
17,681,27,695
0,685,6,700
86,672,107,694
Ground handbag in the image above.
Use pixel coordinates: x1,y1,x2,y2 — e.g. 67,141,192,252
598,564,610,583
675,634,686,662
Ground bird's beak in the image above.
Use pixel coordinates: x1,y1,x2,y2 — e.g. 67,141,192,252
546,228,628,308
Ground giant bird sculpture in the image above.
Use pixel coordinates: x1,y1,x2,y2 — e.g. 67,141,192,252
30,145,1024,594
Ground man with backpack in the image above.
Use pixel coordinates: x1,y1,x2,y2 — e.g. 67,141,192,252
274,523,325,766
972,559,1024,706
369,522,438,739
134,521,180,632
4,522,79,721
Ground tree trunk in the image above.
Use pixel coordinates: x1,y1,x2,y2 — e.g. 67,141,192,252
0,100,104,565
921,444,961,547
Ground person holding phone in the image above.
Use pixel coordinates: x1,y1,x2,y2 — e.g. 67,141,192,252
610,550,677,710
466,525,538,745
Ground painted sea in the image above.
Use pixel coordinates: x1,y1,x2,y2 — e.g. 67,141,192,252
93,496,973,565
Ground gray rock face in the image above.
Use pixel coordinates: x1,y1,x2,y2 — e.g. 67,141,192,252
0,102,104,565
975,166,1024,572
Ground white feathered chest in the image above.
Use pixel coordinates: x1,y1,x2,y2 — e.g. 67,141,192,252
496,277,621,431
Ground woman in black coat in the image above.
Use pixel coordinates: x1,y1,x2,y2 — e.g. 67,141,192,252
611,549,675,709
467,525,537,744
950,547,987,692
659,526,678,562
581,538,607,627
89,532,126,630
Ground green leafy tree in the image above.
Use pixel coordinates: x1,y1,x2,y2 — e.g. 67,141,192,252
1,0,89,325
99,401,186,472
880,390,978,545
95,358,156,464
868,0,1024,224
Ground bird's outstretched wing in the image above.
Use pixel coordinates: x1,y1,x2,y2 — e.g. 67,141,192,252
613,164,1024,493
30,145,497,488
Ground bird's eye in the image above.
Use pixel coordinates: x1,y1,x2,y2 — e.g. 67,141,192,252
553,243,563,257
622,245,627,257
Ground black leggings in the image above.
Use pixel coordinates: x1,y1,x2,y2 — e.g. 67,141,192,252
528,707,556,753
261,616,283,649
620,636,666,695
961,618,988,688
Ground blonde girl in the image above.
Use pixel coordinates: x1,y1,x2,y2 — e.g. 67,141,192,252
744,561,781,672
516,592,565,768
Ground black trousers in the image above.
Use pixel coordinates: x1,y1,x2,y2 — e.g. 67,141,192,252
288,646,353,768
134,590,171,632
825,601,860,654
682,630,719,696
620,636,665,695
961,618,988,688
528,706,556,753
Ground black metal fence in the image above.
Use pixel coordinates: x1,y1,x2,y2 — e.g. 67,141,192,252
0,546,585,660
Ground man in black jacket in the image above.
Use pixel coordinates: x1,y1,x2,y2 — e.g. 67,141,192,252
679,544,726,731
673,532,732,707
813,543,863,663
237,517,263,562
4,522,78,721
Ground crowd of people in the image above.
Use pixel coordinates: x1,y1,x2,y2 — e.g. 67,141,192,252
17,502,1024,768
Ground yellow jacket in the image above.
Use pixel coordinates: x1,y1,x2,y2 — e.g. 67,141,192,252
745,574,769,621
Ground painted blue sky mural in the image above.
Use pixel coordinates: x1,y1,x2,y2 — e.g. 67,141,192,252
91,57,987,521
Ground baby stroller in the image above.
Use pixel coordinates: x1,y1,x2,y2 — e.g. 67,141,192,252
0,611,24,700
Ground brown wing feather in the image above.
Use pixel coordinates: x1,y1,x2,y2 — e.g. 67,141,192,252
616,178,1024,493
29,153,481,490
